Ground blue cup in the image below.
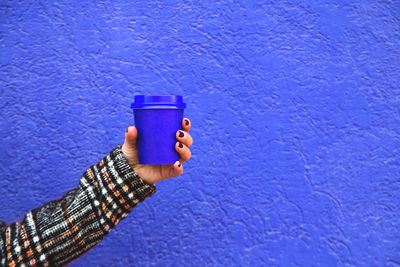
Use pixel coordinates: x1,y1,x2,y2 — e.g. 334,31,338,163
131,95,186,165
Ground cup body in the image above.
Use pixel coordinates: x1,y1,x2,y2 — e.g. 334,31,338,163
131,95,186,165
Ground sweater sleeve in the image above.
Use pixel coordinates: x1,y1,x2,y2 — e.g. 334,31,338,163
0,145,156,266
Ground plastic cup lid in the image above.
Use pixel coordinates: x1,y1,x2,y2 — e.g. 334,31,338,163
131,95,186,109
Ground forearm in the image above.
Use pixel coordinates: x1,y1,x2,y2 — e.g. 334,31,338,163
0,145,156,266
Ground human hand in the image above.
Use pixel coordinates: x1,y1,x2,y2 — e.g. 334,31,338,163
121,118,193,184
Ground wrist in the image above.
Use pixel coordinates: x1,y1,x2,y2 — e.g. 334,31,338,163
120,145,156,184
121,145,137,169
101,145,156,204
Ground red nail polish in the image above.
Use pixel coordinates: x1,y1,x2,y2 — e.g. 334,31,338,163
179,131,184,137
178,142,183,148
178,163,181,167
185,119,189,126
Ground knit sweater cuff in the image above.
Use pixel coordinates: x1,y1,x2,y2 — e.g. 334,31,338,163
104,145,156,206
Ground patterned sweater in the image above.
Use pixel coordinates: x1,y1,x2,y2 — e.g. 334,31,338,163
0,145,156,266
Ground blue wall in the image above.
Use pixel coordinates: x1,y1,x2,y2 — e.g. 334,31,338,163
1,1,399,266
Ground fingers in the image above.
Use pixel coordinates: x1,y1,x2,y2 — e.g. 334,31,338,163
177,118,192,164
175,141,191,163
182,118,191,132
171,160,184,177
176,130,193,147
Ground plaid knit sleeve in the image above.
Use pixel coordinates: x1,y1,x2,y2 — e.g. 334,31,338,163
0,145,156,266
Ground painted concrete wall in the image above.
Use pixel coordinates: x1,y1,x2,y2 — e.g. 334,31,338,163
0,1,399,266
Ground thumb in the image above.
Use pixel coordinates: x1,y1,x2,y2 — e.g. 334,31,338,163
124,126,138,148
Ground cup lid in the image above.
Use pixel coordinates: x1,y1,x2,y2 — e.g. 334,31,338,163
131,95,186,109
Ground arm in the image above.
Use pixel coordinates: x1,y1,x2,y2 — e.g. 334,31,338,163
0,145,155,266
0,117,193,266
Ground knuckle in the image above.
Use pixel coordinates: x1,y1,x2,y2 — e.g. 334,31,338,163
181,151,191,162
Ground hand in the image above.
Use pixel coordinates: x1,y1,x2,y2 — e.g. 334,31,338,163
121,118,193,184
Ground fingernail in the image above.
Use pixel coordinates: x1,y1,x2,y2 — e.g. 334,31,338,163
179,131,184,138
178,142,183,148
178,162,181,167
126,127,129,133
185,119,189,126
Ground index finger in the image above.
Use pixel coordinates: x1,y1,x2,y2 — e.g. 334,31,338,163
182,118,191,132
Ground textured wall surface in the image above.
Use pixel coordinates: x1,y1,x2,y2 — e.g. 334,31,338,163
1,1,399,266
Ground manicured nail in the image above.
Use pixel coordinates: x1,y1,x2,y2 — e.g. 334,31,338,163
185,119,189,126
179,131,184,138
126,126,134,133
178,162,181,167
178,142,183,148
